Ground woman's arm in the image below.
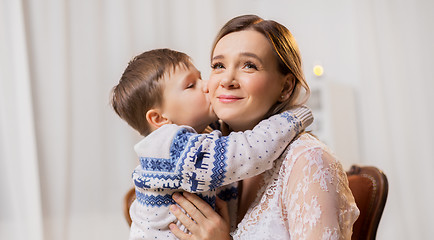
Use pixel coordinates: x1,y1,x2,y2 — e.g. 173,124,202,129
282,146,360,239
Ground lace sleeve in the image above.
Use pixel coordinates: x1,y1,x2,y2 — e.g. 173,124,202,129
282,146,359,240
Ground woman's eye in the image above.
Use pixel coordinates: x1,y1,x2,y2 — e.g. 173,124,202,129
186,83,195,89
244,62,258,70
211,62,224,69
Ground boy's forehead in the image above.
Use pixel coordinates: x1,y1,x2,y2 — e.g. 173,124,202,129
164,64,199,84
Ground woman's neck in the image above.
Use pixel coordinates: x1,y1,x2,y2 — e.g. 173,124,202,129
226,117,262,132
227,121,257,132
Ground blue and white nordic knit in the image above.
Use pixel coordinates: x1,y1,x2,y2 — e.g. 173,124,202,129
129,106,313,240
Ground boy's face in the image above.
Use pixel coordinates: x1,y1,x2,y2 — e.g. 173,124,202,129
161,64,217,132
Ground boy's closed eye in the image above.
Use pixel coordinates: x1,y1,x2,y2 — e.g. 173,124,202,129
183,71,202,90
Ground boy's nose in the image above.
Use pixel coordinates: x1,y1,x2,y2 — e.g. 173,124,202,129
201,80,209,93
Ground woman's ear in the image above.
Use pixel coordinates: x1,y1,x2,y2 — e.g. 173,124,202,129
279,74,295,102
146,108,172,129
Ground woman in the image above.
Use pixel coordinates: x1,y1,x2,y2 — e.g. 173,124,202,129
169,15,359,240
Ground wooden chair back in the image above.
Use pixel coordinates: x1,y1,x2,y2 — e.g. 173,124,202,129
347,165,388,240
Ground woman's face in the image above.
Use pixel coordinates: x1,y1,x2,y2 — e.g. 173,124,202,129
208,30,288,131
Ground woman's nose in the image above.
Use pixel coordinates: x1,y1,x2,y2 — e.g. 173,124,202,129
219,72,239,88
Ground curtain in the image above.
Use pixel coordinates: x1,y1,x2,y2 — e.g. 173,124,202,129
354,1,434,239
0,1,43,240
0,0,432,239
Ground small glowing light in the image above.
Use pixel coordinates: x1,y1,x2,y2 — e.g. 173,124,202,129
313,65,324,77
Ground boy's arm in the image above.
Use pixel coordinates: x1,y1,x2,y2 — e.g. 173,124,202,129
134,106,313,193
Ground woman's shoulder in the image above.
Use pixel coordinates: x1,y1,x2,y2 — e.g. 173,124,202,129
282,132,349,194
284,132,339,168
288,132,331,154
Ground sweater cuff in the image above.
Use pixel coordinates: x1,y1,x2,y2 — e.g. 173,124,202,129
291,105,314,130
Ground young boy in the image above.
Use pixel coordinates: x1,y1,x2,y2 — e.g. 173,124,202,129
111,49,313,240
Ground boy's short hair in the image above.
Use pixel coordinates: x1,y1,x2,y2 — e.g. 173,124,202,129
111,48,192,136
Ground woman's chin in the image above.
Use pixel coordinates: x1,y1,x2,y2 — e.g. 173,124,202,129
215,111,242,125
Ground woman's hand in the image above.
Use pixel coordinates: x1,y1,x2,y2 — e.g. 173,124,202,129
169,192,232,240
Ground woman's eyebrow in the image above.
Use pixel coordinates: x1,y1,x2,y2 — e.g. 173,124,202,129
212,52,263,64
211,55,224,61
240,52,263,64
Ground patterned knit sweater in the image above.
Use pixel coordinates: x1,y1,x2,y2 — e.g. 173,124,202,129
129,107,313,240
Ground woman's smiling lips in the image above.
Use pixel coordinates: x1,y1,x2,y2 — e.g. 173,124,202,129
217,94,243,103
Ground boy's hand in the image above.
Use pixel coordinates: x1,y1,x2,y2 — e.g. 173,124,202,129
169,192,232,240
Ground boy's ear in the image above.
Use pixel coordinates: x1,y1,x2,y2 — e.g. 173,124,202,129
280,74,295,102
146,108,172,129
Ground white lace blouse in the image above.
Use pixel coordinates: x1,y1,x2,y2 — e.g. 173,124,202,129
232,133,360,240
